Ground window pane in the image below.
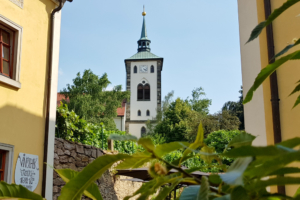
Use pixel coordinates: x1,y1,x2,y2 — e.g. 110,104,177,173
2,46,9,60
2,31,9,44
3,61,10,75
0,171,2,181
144,85,150,100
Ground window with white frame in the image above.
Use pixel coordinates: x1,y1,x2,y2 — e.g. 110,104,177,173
0,14,23,88
0,143,14,183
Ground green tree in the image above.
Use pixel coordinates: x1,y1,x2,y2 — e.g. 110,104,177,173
154,98,200,143
186,87,211,115
60,69,130,130
201,110,241,136
222,86,245,130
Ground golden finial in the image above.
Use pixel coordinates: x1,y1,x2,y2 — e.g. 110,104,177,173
142,5,146,16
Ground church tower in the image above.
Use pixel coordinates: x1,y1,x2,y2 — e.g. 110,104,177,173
124,7,164,138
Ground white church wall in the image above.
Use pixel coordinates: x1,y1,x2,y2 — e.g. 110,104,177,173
129,123,147,138
130,61,158,121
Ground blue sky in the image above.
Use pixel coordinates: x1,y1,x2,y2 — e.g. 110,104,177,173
58,0,242,114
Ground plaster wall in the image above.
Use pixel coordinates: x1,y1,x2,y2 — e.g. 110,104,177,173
238,0,300,195
130,61,157,121
0,0,57,195
237,0,267,146
129,123,147,138
114,117,125,132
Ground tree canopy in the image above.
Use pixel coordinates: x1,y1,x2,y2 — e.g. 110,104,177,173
60,69,130,130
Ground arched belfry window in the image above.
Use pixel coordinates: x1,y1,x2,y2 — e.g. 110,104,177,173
134,66,137,73
138,110,141,116
137,83,151,101
138,84,143,100
141,127,146,137
151,65,154,73
146,110,150,116
144,84,150,100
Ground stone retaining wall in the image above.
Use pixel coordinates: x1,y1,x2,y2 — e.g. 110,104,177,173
53,138,142,200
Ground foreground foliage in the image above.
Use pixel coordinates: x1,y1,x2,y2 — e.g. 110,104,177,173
55,124,300,199
2,124,300,199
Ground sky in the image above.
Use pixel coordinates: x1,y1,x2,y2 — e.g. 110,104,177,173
57,0,242,114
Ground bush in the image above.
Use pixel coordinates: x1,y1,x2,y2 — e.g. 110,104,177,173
56,103,136,154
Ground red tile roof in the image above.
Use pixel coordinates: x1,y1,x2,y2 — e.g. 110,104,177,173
57,93,69,106
117,100,126,117
57,93,126,117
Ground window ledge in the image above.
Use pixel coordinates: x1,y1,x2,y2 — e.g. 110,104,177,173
0,75,21,89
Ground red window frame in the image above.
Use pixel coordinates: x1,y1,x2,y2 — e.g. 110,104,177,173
0,26,15,78
0,150,6,181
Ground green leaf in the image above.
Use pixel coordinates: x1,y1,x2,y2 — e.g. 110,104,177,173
224,145,291,158
209,174,222,185
180,123,204,164
126,173,182,200
155,178,182,200
293,94,300,108
198,176,209,200
59,154,131,200
0,182,43,200
277,137,300,148
214,195,231,200
245,151,300,178
275,39,300,59
247,0,300,43
294,187,300,197
219,157,252,186
268,167,300,176
249,177,300,191
154,141,190,158
200,146,216,164
290,83,300,96
243,50,300,104
179,186,200,200
171,155,194,167
138,138,155,152
231,186,250,200
54,168,102,200
116,152,152,170
108,134,137,141
227,132,256,148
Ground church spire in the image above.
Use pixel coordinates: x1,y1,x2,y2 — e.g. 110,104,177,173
137,6,151,52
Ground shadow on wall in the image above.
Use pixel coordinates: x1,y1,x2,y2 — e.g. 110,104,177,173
0,104,47,192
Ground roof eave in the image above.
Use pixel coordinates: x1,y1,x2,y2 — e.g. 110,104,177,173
124,57,164,70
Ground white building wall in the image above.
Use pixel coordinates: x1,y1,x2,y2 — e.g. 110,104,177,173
237,0,267,146
129,123,147,138
114,116,125,131
130,61,157,121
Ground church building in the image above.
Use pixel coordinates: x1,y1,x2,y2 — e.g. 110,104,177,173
124,8,164,138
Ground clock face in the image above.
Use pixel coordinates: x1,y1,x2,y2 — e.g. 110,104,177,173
139,65,148,73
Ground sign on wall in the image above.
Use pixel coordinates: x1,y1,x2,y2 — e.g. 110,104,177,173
15,153,39,191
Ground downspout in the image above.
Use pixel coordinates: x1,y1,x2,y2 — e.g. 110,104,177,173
42,0,72,197
263,0,285,195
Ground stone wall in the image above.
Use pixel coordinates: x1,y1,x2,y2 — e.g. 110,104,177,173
53,138,142,200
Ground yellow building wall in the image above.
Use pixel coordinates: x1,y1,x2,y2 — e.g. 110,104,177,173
0,0,56,195
256,0,300,195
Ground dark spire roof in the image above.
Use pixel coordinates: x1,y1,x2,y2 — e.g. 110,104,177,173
137,6,151,52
